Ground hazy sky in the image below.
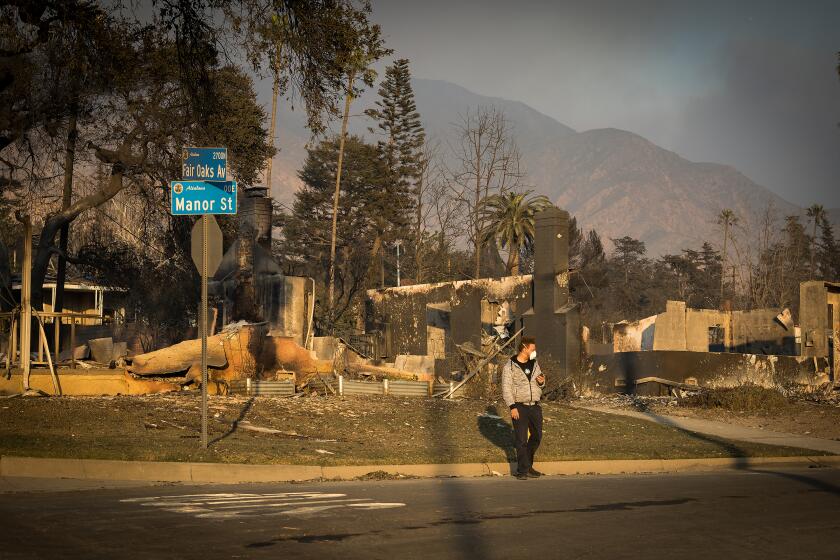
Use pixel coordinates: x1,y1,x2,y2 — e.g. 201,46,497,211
367,0,840,208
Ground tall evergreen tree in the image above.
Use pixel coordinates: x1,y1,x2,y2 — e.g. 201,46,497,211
753,215,811,312
366,59,425,285
608,236,653,318
283,136,389,330
366,59,426,186
611,236,647,284
661,242,721,309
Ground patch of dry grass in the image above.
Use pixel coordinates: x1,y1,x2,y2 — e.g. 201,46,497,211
680,384,791,415
0,393,821,465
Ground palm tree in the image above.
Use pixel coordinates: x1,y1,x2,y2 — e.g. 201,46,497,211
478,190,551,276
806,204,825,278
716,209,739,303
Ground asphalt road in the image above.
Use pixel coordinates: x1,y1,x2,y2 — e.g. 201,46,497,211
2,467,839,559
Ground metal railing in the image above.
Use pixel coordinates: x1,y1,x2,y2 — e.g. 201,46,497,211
227,375,465,398
228,379,295,397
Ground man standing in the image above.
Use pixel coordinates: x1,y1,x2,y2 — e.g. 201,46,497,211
501,336,545,480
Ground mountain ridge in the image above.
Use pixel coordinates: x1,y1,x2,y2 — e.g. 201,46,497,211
268,78,809,255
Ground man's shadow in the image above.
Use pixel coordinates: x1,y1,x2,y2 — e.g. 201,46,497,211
477,404,516,464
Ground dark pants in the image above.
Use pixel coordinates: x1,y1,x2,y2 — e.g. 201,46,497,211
512,403,543,474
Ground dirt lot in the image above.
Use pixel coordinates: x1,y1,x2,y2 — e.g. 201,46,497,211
0,393,821,465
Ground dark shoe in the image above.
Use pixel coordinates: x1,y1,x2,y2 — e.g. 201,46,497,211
527,468,543,478
515,472,528,480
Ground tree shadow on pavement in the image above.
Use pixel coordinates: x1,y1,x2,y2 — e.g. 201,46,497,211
424,396,494,560
619,354,840,496
748,467,840,496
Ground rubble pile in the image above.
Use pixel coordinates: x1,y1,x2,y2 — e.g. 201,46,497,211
577,393,682,411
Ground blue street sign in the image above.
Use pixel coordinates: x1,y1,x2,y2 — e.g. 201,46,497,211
182,147,227,181
170,180,237,215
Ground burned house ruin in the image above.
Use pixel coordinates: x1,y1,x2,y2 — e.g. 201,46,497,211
800,280,840,373
366,206,581,381
210,186,314,347
592,281,839,394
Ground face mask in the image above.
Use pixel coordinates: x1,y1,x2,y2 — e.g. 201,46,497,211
529,350,537,360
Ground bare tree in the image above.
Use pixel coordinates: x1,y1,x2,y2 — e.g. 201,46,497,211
741,202,782,309
448,106,524,278
410,138,442,282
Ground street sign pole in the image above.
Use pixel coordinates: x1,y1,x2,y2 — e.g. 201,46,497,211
177,146,230,450
201,214,208,449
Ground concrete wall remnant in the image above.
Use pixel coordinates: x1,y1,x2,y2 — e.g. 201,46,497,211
599,279,840,389
614,300,798,356
394,354,436,376
652,301,687,351
800,281,839,377
312,336,339,361
613,315,656,352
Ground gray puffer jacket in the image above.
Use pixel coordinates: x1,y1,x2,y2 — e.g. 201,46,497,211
501,358,545,408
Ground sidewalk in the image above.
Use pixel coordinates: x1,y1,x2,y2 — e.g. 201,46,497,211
2,454,837,485
577,405,840,455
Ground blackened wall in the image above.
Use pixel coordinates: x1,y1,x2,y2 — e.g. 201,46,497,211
366,276,533,360
592,350,829,394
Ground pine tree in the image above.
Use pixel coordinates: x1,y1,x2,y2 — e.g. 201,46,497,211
365,59,425,285
283,135,389,328
608,236,652,317
611,236,647,284
367,59,425,190
698,241,723,308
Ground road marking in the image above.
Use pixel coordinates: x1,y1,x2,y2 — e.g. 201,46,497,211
120,492,405,519
348,502,409,509
204,494,347,505
211,498,369,511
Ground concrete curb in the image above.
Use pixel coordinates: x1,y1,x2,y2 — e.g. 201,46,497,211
2,454,838,484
